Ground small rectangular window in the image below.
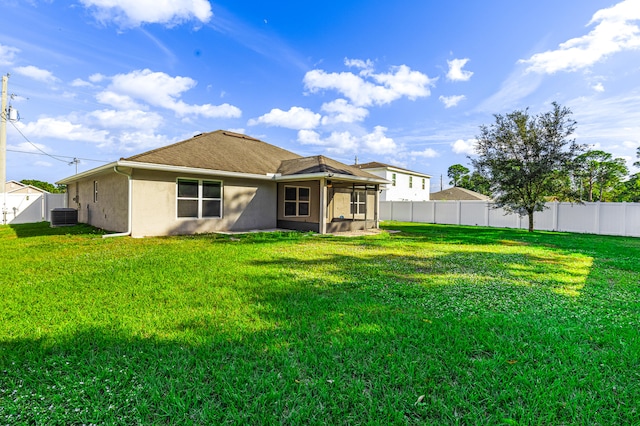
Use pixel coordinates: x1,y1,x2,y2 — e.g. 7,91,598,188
93,181,98,203
391,173,396,187
409,176,413,189
177,179,222,219
422,178,425,190
284,186,310,217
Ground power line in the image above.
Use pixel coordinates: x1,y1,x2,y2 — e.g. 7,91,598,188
4,114,111,166
6,148,110,163
6,117,69,163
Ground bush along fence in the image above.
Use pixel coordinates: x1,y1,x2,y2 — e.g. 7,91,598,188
380,200,640,237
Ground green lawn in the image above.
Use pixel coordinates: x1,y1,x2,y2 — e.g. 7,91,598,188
1,221,639,425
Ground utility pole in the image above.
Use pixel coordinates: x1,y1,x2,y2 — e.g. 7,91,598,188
1,74,8,224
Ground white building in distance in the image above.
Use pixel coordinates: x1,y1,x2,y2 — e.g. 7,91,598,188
354,162,431,201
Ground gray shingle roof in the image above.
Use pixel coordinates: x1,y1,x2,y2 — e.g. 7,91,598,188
278,155,380,179
124,130,302,175
430,187,491,200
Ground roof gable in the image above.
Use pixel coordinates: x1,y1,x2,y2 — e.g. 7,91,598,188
278,155,381,179
124,130,302,175
430,187,491,200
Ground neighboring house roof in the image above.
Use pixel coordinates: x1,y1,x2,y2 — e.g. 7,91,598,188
5,180,49,194
354,161,432,179
58,130,388,185
430,187,491,201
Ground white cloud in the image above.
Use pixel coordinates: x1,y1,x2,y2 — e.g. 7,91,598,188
592,82,605,92
7,141,51,154
13,65,58,83
304,62,436,107
344,57,374,75
248,106,321,130
115,130,177,151
475,65,543,113
35,161,53,167
99,69,241,118
172,101,242,119
446,58,473,82
320,99,369,125
439,95,466,108
297,126,397,155
96,91,145,110
79,0,213,27
520,0,640,73
19,117,110,144
361,126,397,154
89,73,106,83
451,139,477,155
410,148,439,158
0,43,20,66
70,78,95,88
89,109,163,130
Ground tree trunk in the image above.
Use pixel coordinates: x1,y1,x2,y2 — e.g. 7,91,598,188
527,210,534,232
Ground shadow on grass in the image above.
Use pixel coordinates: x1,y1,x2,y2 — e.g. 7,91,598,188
6,221,106,238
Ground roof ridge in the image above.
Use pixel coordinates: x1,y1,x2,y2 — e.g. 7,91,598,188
222,131,261,141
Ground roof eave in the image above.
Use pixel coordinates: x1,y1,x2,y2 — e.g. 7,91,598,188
56,160,279,185
275,172,389,184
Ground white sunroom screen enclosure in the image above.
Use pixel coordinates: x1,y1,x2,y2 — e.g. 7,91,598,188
326,183,378,232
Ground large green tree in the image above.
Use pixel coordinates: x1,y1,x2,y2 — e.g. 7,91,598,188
459,171,492,196
574,150,628,202
19,179,65,193
447,164,470,187
471,102,584,232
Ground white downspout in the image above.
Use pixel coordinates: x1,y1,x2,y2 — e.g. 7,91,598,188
103,166,132,238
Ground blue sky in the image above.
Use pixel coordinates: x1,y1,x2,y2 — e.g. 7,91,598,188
2,0,639,190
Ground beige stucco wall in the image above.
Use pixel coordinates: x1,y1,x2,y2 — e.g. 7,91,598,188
129,169,277,237
67,169,129,232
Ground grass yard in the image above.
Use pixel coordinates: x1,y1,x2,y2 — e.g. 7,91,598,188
1,221,639,424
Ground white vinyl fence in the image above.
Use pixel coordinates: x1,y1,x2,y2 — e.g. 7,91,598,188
380,200,640,237
2,193,67,225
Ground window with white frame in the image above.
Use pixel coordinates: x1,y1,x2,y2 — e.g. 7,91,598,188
391,173,396,186
177,179,222,218
422,178,426,190
93,180,98,203
351,190,366,215
409,176,413,188
284,186,310,217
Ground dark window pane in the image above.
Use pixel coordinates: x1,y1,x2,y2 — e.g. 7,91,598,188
350,204,356,215
202,200,221,217
284,202,296,216
178,199,198,217
299,187,310,201
203,181,221,199
178,180,198,198
299,202,309,216
285,187,297,201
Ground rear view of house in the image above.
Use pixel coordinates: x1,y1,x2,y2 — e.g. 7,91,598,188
57,130,388,237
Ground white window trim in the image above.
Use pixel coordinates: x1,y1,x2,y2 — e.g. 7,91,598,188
93,180,98,203
351,190,366,215
284,185,311,217
176,178,223,219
